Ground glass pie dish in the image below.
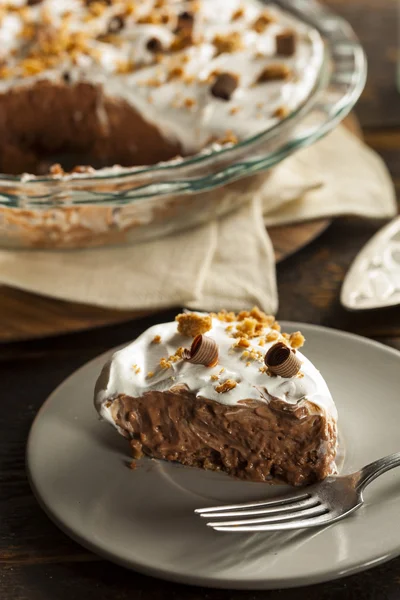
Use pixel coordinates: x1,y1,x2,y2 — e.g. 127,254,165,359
0,0,366,249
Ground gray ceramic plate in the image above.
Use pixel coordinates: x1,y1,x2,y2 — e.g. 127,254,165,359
27,323,400,590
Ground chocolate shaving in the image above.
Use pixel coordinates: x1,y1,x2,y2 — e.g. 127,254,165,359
211,72,239,101
147,37,163,53
265,342,301,378
27,0,43,5
183,335,219,367
276,29,296,57
108,15,125,34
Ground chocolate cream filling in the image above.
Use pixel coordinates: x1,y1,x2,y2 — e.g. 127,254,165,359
0,81,182,175
110,385,337,486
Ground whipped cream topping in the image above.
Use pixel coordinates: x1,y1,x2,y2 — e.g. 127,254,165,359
95,316,337,428
0,0,324,162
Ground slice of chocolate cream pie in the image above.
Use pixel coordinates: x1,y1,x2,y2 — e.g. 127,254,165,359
94,309,338,486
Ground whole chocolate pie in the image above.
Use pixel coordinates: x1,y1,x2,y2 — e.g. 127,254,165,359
95,309,338,486
0,0,324,175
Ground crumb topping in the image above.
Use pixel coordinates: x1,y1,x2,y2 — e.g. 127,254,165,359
176,312,212,337
215,379,237,393
289,331,305,349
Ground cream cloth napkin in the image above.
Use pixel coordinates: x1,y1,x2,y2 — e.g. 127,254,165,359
0,126,396,314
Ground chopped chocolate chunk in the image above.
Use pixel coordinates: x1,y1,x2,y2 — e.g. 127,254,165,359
146,37,163,53
108,15,125,35
27,0,43,5
276,29,297,56
176,11,194,33
62,71,71,84
211,72,239,101
256,64,291,84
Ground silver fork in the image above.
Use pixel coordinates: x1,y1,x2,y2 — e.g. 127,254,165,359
195,452,400,532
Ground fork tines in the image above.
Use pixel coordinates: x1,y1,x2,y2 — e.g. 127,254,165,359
195,491,330,532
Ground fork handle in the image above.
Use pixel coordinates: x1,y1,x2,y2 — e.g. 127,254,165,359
356,452,400,491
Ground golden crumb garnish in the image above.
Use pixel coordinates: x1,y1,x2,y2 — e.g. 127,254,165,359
252,11,276,33
168,354,180,364
256,64,291,84
174,347,185,358
0,66,12,79
259,338,266,346
236,338,250,348
152,335,162,344
246,361,251,367
215,379,237,393
230,106,240,115
297,372,305,379
271,321,281,332
236,307,274,325
183,74,196,84
211,374,219,381
213,31,244,55
21,58,46,76
147,371,155,379
184,97,196,109
241,350,250,359
236,317,258,337
274,105,289,119
216,130,239,145
225,325,233,332
176,312,212,337
159,357,172,369
266,331,280,342
88,1,107,17
289,331,305,349
50,163,65,176
116,60,135,74
282,333,290,340
212,310,237,323
219,367,226,374
232,7,245,20
131,364,141,374
167,66,184,80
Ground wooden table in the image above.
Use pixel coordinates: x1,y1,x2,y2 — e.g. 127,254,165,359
1,1,400,598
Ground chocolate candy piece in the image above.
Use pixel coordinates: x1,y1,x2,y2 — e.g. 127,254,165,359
211,72,239,101
265,342,301,378
177,11,195,33
147,37,163,53
276,29,297,56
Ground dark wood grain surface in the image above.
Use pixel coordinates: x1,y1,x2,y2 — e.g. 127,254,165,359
2,1,400,598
